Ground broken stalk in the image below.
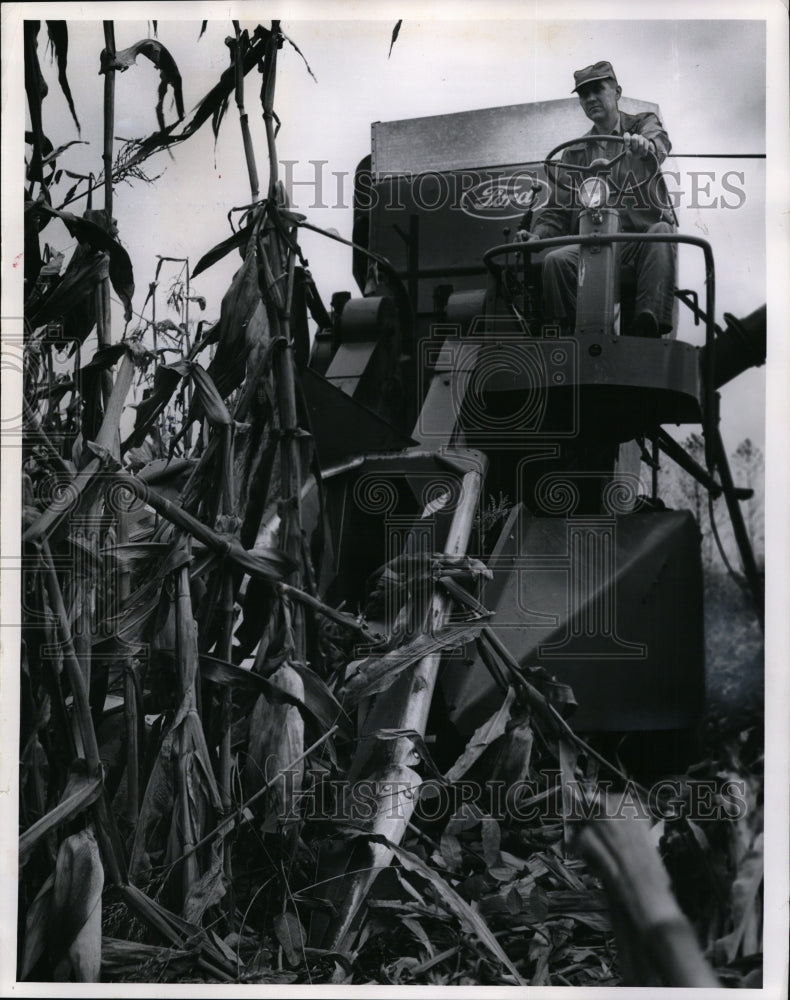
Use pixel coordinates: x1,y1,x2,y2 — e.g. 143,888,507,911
324,464,484,950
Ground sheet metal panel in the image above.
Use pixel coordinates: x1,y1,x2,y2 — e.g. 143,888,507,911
441,507,705,734
414,334,702,447
371,97,661,177
368,163,543,313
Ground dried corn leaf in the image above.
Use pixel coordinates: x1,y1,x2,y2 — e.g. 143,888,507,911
102,541,172,571
119,883,238,975
481,816,501,868
192,221,254,277
24,21,47,183
477,879,546,923
199,653,349,739
183,843,227,925
437,574,492,619
281,29,317,83
100,936,193,978
245,664,304,828
713,833,763,963
25,129,58,186
388,20,402,58
39,248,65,277
180,710,223,814
368,832,526,984
188,362,232,428
79,341,128,379
118,26,270,171
45,22,80,132
365,551,487,592
101,38,184,131
204,241,265,399
444,686,516,783
59,169,91,207
50,828,103,981
30,204,134,320
93,559,182,659
129,725,177,881
558,738,581,850
342,622,485,706
439,830,463,871
136,456,194,487
27,242,108,332
20,874,54,979
111,472,294,583
40,138,89,167
19,760,102,865
273,911,307,967
20,732,49,818
491,709,534,786
122,360,188,450
293,662,353,738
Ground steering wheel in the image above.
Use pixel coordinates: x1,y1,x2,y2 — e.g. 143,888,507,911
543,134,659,196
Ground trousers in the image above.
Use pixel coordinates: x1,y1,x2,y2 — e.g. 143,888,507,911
541,221,677,335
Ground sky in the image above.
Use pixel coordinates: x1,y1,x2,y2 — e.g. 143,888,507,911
2,5,774,450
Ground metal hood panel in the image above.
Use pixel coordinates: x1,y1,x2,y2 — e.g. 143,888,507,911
442,505,704,733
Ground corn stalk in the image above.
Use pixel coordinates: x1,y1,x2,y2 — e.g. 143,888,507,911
233,21,260,202
216,571,235,926
573,795,720,987
100,18,142,832
102,22,115,221
321,465,485,951
260,22,306,663
98,20,115,406
39,542,125,888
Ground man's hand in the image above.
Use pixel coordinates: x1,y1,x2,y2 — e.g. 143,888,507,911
623,131,655,160
515,229,539,243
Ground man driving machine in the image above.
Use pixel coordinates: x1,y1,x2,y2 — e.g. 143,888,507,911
521,61,676,338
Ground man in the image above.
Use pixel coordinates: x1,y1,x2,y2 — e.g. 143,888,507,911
522,61,676,338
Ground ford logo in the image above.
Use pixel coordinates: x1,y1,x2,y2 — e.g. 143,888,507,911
460,176,546,220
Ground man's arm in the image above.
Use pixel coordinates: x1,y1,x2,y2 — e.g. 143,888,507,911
622,112,671,166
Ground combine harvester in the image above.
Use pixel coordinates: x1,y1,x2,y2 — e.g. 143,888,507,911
270,95,765,948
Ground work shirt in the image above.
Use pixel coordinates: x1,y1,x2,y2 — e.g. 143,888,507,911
532,110,675,237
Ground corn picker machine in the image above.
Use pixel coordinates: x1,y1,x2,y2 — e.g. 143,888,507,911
273,96,765,949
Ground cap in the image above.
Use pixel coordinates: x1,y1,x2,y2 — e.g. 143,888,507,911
572,61,618,94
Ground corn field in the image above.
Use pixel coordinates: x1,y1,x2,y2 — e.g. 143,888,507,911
16,17,765,987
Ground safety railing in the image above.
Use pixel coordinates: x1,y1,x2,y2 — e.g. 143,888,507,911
483,233,717,470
